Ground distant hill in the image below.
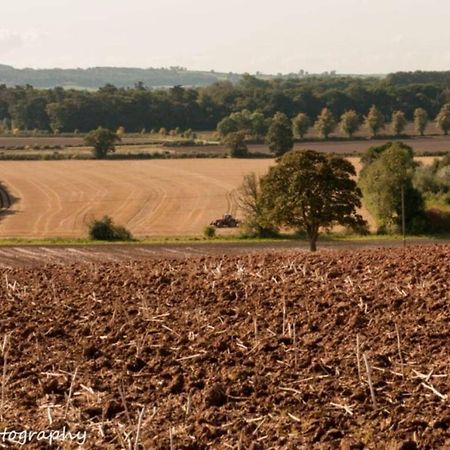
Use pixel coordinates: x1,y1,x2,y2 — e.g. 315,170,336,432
0,64,386,90
0,64,242,89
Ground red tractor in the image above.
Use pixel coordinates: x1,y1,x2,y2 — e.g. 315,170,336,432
210,214,240,228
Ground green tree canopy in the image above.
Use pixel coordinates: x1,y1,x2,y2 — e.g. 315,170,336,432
238,172,277,237
250,111,268,138
265,112,293,156
84,127,121,159
435,103,450,135
292,112,310,139
391,110,407,136
359,142,424,232
364,105,385,137
224,131,248,158
314,108,336,139
339,110,360,138
413,107,428,136
260,150,365,251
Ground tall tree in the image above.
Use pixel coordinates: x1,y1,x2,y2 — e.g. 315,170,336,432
364,105,385,137
292,112,310,139
250,111,268,139
339,110,360,138
265,112,293,156
413,108,428,136
237,173,276,237
84,127,121,159
224,131,248,158
359,142,424,233
314,107,336,139
391,110,407,136
435,103,450,135
260,150,365,251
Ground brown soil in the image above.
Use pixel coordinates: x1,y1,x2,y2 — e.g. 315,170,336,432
0,245,449,449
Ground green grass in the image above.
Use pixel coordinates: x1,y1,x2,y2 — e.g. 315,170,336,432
0,232,447,247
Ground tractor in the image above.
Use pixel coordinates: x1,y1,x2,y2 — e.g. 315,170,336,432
210,214,240,228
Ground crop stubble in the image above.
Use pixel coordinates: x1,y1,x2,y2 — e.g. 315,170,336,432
0,245,449,448
0,158,436,238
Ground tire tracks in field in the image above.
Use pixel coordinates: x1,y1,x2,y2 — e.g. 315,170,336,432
146,162,241,233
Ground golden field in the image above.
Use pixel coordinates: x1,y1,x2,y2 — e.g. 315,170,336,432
0,157,436,238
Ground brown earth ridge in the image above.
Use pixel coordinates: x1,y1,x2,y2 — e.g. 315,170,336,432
0,245,449,448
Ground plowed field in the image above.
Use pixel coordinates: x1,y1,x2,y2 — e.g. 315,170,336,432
0,245,449,449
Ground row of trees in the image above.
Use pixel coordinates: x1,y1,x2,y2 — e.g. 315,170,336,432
220,104,450,157
1,74,450,133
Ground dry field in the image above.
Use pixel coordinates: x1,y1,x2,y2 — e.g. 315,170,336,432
0,132,449,157
0,246,449,448
0,157,438,239
0,160,271,238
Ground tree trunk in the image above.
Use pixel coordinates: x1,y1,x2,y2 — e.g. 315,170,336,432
307,227,319,252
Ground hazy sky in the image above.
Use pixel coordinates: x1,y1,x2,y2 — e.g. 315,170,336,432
1,0,450,74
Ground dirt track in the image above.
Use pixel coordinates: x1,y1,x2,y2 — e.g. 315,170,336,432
0,239,449,267
0,245,449,448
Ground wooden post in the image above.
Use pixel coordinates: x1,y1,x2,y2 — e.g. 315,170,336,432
401,184,406,248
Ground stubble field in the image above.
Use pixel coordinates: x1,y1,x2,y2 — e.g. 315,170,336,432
0,159,272,238
0,157,438,239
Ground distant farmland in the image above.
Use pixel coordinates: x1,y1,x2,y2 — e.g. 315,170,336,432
0,133,449,158
0,160,272,238
0,157,437,239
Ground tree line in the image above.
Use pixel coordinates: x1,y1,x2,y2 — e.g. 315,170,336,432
221,105,450,158
1,73,450,133
238,143,450,250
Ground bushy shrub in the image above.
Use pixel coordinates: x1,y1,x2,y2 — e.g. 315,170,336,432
424,209,450,233
203,225,216,239
88,216,133,241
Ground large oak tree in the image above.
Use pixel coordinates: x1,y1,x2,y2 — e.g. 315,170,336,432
260,150,366,251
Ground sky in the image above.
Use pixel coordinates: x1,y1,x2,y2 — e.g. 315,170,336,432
1,0,450,74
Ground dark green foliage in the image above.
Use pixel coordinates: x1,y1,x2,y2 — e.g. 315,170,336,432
259,150,366,251
84,127,121,159
0,73,450,134
217,110,268,139
361,141,414,168
266,112,293,156
88,216,132,241
423,209,450,233
414,153,450,204
203,225,216,239
224,131,248,157
359,142,425,233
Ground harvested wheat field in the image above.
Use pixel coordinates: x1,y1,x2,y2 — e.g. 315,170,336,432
0,245,449,449
0,157,436,238
0,160,273,238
